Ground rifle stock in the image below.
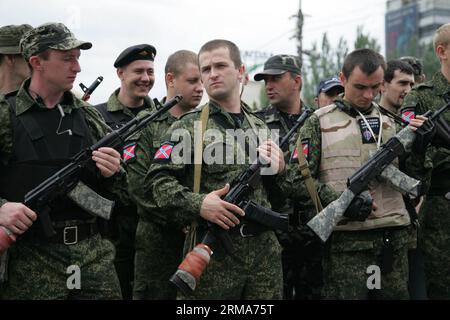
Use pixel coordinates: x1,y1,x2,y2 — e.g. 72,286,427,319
170,108,313,295
22,95,182,238
307,102,450,242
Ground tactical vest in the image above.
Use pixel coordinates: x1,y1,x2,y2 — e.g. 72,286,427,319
0,96,97,222
95,102,134,130
316,103,410,231
94,101,139,218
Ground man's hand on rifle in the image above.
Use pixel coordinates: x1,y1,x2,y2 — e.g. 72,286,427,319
257,140,286,175
0,202,36,236
410,115,436,154
92,147,121,178
200,184,245,230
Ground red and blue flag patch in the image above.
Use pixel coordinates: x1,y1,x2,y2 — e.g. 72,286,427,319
401,107,415,123
153,142,174,162
122,142,137,163
291,139,310,162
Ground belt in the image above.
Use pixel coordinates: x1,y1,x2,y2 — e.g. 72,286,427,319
22,222,99,245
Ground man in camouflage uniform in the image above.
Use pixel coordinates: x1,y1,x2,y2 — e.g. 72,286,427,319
128,49,203,299
0,22,122,299
94,43,157,300
253,54,324,299
400,23,450,299
0,24,32,95
379,59,429,299
145,39,297,299
300,48,426,299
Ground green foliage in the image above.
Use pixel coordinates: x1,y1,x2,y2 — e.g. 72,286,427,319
302,25,383,106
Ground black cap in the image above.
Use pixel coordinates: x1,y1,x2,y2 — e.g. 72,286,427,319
254,54,301,81
114,44,156,68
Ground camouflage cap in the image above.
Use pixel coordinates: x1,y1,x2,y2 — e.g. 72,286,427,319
20,22,92,60
0,24,33,54
399,56,423,77
254,54,301,81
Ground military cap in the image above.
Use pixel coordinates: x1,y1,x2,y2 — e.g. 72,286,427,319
316,77,344,97
254,54,301,81
20,22,92,60
399,56,423,77
113,44,157,68
0,24,33,54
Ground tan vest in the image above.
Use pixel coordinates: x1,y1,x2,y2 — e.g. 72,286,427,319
316,103,410,231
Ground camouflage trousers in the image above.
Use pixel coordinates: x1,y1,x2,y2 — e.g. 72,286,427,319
322,226,415,300
111,213,138,300
133,219,185,300
280,238,324,300
419,195,450,299
179,230,283,300
0,234,122,300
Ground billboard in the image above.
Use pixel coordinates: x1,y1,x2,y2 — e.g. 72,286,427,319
385,2,419,57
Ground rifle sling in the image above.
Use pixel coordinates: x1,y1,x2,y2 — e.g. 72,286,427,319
187,105,210,252
295,135,323,214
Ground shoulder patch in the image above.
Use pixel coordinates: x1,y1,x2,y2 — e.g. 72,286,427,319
290,138,310,163
153,141,175,163
400,106,415,123
122,142,137,163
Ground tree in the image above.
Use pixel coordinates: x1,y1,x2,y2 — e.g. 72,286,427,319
420,41,440,80
301,25,381,106
354,26,381,52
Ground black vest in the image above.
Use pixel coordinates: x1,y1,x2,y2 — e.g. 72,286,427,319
0,96,98,221
94,102,133,130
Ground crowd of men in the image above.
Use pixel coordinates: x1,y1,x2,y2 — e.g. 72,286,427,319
0,21,449,300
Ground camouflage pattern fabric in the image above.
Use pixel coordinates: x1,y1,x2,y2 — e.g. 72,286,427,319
322,227,414,299
0,80,123,299
96,89,156,300
19,22,91,60
402,71,450,299
146,100,293,299
0,24,33,54
257,104,325,300
299,96,416,299
0,235,121,299
127,101,182,299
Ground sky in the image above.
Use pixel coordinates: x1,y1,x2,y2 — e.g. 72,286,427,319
1,0,387,104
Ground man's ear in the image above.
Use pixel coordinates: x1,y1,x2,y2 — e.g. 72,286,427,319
339,71,347,86
166,72,175,88
29,55,41,71
116,67,125,81
436,44,448,62
238,64,246,82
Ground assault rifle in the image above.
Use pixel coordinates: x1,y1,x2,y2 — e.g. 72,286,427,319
23,95,182,238
307,102,450,242
80,76,103,101
170,107,313,295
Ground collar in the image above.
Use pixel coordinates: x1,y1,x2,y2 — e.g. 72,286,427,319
431,72,450,97
107,88,154,115
14,78,81,116
335,95,375,118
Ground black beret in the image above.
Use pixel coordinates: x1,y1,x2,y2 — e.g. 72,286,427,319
114,44,156,68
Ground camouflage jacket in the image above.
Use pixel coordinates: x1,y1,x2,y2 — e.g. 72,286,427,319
127,97,178,224
254,103,333,221
96,88,155,124
0,79,126,208
401,71,450,195
145,100,303,229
